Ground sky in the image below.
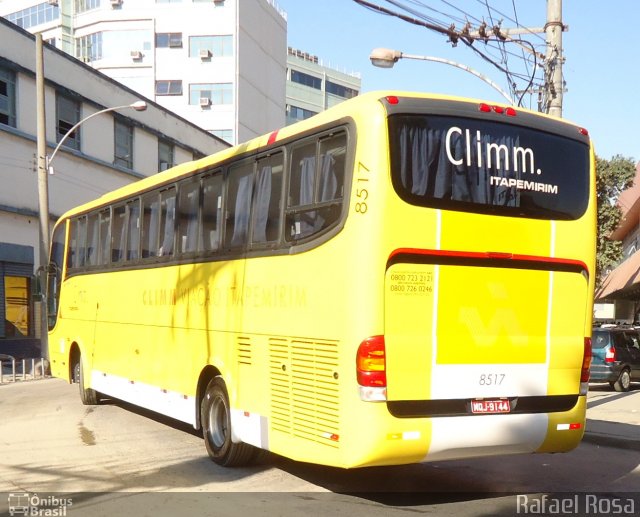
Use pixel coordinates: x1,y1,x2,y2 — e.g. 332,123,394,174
277,0,637,161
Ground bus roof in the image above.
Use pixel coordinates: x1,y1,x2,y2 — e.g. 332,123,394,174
54,90,587,224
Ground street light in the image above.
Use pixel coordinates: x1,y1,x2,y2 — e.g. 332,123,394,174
369,47,515,105
47,100,147,174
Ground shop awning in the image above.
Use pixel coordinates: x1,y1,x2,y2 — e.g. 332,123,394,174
596,249,640,300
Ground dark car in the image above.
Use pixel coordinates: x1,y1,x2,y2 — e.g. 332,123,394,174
590,326,640,392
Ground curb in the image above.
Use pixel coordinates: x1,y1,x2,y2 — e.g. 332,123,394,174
582,431,640,452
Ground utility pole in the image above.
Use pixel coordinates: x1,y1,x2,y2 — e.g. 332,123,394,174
465,0,565,117
545,0,563,118
36,33,50,361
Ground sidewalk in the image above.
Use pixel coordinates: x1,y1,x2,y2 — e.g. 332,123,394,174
583,384,640,451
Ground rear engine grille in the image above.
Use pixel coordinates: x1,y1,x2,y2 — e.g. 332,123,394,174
269,337,340,447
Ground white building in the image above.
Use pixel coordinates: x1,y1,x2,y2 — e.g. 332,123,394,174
0,0,287,145
285,47,361,126
0,17,227,356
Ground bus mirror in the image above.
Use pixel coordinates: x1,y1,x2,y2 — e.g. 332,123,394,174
31,272,44,301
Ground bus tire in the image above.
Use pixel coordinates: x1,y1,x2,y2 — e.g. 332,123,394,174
74,355,99,405
613,368,631,392
201,377,256,467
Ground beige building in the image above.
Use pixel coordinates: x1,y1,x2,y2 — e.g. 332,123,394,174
285,47,361,125
0,17,227,357
595,163,640,322
0,0,288,145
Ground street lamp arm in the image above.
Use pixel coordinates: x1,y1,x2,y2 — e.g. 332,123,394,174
369,48,515,105
48,101,147,167
401,53,514,105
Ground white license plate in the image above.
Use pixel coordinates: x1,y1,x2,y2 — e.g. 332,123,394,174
471,399,511,414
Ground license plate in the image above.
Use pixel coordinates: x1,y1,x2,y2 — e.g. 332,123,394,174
471,399,511,414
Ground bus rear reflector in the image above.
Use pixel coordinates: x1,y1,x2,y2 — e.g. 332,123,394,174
357,335,386,387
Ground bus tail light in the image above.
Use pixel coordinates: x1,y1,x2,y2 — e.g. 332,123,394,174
580,337,592,395
357,336,387,402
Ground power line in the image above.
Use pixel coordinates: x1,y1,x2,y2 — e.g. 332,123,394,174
353,0,551,110
471,0,546,42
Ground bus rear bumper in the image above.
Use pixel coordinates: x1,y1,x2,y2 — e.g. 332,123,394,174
346,395,587,467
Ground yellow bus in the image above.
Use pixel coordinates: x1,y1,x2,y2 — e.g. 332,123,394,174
46,91,595,468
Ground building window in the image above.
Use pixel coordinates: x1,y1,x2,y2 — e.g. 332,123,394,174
114,119,134,169
156,32,183,48
326,81,359,99
0,67,17,127
189,35,233,58
190,83,233,105
158,139,175,171
56,94,81,151
290,69,321,90
210,129,233,144
155,80,183,96
286,105,317,124
6,3,60,29
4,275,30,338
75,0,101,13
76,32,103,62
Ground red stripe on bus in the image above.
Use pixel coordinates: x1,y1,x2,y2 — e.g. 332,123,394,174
267,130,279,145
388,248,589,275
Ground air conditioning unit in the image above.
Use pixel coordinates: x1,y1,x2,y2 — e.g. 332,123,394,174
199,49,212,59
110,0,122,6
130,50,143,60
213,0,224,4
199,97,212,107
47,0,59,5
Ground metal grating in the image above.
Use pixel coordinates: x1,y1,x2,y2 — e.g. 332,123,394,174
269,337,340,447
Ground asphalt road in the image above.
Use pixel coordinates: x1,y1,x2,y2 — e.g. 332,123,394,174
0,378,638,517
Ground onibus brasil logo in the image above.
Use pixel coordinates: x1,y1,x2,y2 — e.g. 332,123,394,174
8,493,73,516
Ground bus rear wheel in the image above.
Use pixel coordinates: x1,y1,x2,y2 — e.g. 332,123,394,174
201,377,256,467
73,354,99,405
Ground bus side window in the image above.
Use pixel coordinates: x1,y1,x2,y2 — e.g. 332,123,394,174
98,208,111,266
201,173,223,252
142,193,160,259
318,132,346,203
286,131,347,242
126,199,141,261
159,188,176,257
225,161,254,249
67,216,87,270
86,213,99,266
178,179,200,254
252,153,283,245
111,204,127,263
288,141,316,208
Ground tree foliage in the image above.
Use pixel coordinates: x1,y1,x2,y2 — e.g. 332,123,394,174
596,154,636,287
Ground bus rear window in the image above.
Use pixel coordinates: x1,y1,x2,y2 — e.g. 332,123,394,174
388,115,590,220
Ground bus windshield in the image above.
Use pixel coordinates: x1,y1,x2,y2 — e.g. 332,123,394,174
388,114,590,220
